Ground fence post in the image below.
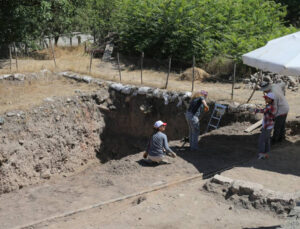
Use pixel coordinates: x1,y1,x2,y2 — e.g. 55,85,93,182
140,52,144,84
231,63,236,100
9,44,12,72
191,55,195,92
164,56,172,89
14,43,18,71
49,38,57,68
89,50,93,73
117,52,122,82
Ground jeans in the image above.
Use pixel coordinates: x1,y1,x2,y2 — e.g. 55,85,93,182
272,114,287,143
258,128,272,154
185,112,200,150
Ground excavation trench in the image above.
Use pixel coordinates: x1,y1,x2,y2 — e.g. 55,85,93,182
1,74,300,229
0,73,299,197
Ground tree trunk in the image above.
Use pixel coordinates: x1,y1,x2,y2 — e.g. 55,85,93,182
93,30,96,43
54,36,59,46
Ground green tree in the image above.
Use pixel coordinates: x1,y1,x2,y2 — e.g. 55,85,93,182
85,0,119,43
113,0,296,64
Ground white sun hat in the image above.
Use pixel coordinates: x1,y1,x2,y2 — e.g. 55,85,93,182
153,120,167,128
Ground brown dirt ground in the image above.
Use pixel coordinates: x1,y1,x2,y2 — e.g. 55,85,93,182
0,123,299,228
32,179,284,229
221,135,300,193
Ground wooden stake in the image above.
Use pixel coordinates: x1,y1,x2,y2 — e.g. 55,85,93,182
244,119,262,133
117,52,122,81
14,43,18,71
49,38,57,68
231,63,236,100
9,44,12,72
164,56,172,89
192,55,195,92
89,50,93,73
140,52,144,84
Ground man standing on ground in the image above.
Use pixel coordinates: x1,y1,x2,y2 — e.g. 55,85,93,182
260,81,289,144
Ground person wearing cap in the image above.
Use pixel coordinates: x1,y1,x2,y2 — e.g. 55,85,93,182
254,92,276,159
185,90,209,151
260,81,289,144
144,120,176,164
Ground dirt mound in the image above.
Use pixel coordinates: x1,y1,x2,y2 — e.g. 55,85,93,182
178,67,210,81
0,91,108,194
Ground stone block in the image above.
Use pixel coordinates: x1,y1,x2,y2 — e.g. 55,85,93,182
211,175,233,185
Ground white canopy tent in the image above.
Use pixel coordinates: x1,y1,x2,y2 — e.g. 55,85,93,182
242,31,300,76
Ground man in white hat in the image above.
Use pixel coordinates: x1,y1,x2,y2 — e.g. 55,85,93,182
260,81,289,144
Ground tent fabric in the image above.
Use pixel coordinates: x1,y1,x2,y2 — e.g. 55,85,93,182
242,32,300,76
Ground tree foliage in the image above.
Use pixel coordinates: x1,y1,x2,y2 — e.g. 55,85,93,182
0,0,297,64
85,0,119,42
0,0,86,45
113,0,296,63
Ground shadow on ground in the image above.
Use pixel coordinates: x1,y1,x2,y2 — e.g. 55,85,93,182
172,132,259,178
172,132,299,179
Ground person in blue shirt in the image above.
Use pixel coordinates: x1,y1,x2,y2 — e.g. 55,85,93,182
144,120,176,164
185,90,209,151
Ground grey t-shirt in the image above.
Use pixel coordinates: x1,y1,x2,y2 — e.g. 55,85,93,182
147,131,173,157
271,83,289,116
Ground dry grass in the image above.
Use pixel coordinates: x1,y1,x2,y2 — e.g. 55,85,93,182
0,46,299,118
0,75,98,113
0,46,92,75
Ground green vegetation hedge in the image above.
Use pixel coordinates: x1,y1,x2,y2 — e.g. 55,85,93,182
113,0,296,64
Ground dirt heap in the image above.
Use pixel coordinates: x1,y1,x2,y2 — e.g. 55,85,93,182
179,67,210,81
0,90,108,194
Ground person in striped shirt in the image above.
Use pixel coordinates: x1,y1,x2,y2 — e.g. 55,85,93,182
255,92,276,159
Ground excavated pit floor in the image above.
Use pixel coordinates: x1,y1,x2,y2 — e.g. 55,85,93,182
1,122,300,228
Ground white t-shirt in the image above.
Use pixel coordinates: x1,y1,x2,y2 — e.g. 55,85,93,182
271,83,289,117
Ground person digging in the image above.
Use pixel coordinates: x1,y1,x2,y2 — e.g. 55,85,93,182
143,120,176,164
185,90,209,151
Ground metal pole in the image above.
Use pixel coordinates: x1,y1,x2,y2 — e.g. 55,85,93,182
192,55,195,92
49,38,57,68
231,63,236,100
9,44,12,72
141,52,144,84
117,52,122,81
14,43,18,71
89,50,93,73
164,57,172,89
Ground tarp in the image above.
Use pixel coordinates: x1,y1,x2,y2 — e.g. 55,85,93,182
242,31,300,76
